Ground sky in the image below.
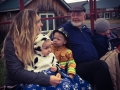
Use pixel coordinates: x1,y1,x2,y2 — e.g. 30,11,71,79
64,0,87,3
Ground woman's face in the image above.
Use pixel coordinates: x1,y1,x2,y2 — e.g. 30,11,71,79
36,14,43,34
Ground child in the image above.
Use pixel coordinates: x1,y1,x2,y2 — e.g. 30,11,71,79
51,27,93,90
25,34,60,75
93,18,112,59
93,18,120,90
51,28,76,79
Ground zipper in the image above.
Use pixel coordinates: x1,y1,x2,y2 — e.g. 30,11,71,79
79,28,87,42
80,28,82,32
79,27,97,60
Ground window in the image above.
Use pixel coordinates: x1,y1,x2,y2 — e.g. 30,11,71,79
104,12,110,19
39,13,55,32
7,12,11,19
112,12,115,16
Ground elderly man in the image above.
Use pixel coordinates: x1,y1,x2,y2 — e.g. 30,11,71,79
56,6,114,90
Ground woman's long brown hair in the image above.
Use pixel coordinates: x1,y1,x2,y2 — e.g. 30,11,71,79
2,9,38,67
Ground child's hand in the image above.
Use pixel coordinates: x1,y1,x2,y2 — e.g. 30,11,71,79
56,73,61,78
69,74,74,79
51,66,57,72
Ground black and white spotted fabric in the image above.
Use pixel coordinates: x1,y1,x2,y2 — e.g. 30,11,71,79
26,34,58,72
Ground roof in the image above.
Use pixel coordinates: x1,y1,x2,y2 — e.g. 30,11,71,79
68,0,120,9
59,0,71,10
84,0,120,9
0,0,32,12
0,0,71,12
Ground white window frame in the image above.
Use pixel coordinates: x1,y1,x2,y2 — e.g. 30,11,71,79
39,13,55,33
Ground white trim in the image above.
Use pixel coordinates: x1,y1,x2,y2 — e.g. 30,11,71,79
60,0,71,10
0,8,19,12
24,0,32,6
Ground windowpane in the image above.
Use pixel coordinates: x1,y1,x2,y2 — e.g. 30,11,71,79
48,15,53,30
41,15,47,31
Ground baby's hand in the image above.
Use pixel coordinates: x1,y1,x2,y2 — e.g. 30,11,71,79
51,66,57,72
56,73,61,78
69,74,74,79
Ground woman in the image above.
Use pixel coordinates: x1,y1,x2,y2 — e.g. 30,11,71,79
2,9,62,90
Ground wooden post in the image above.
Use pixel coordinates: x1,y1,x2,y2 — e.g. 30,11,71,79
94,0,97,20
19,0,24,11
89,0,94,31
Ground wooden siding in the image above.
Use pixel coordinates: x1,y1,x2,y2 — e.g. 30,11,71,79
0,0,69,43
25,0,68,29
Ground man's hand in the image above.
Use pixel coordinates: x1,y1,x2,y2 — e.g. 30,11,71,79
51,66,57,72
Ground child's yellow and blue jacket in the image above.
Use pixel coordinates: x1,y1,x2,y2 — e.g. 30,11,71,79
51,45,76,75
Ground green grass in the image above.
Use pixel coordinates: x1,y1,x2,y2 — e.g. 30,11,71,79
0,44,6,86
0,58,6,86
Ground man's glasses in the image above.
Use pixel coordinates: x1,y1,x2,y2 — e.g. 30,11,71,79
71,12,85,17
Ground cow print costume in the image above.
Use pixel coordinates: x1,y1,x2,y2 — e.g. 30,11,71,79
26,34,58,73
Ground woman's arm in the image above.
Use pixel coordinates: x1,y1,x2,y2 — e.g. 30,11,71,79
4,37,50,86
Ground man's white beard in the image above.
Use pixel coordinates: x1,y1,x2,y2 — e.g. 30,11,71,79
71,21,82,27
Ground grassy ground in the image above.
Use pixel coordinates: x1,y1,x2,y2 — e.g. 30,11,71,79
0,44,6,86
0,58,6,86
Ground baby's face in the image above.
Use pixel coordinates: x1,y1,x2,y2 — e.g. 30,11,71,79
41,40,51,56
53,32,66,47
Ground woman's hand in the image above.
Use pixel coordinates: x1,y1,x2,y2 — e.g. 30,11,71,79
49,75,62,86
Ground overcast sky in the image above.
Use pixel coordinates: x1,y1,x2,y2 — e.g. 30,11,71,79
64,0,86,3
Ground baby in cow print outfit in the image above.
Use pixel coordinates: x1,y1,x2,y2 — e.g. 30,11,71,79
25,34,60,75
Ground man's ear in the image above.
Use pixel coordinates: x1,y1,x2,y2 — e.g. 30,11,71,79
84,14,86,20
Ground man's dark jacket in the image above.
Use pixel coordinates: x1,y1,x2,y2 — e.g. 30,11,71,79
57,22,98,63
93,30,111,59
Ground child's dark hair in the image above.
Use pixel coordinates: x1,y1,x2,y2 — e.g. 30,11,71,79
52,28,71,49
